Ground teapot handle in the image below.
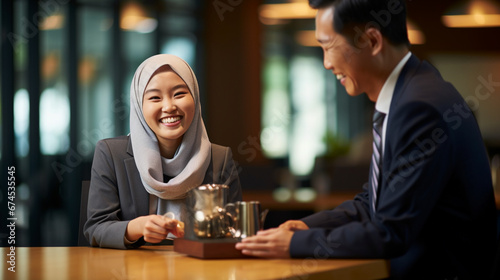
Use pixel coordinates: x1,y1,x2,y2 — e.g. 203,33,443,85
224,203,237,237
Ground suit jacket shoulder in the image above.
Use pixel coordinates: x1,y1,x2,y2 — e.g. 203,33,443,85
206,143,242,202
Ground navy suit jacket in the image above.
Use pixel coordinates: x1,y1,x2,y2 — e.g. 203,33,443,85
290,55,496,279
84,135,242,249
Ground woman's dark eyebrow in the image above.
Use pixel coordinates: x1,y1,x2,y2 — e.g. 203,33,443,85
144,84,189,95
144,88,160,95
171,84,189,91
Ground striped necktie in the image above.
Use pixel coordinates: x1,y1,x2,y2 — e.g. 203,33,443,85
371,110,385,213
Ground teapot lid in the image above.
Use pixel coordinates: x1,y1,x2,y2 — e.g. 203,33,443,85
196,184,229,191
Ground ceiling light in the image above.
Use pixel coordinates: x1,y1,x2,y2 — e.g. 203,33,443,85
259,1,316,23
442,0,500,28
40,14,64,30
120,2,157,33
407,20,426,45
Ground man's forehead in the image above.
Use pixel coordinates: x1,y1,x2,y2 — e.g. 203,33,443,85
315,7,335,42
316,6,334,25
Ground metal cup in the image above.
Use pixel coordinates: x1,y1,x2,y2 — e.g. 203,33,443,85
234,201,267,238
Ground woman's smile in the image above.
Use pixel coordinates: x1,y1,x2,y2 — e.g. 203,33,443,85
160,115,183,126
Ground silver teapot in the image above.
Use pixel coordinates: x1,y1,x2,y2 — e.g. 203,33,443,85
186,184,268,240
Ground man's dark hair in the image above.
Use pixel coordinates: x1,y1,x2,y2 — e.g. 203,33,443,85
309,0,410,47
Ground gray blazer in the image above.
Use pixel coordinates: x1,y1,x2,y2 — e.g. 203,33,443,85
84,135,242,249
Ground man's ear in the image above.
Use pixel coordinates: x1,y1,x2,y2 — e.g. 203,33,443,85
364,27,383,56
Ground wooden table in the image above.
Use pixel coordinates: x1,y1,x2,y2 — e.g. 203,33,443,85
1,246,389,280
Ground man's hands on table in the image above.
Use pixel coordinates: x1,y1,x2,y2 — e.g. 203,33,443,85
235,220,309,258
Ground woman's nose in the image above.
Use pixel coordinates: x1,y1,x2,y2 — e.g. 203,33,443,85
162,99,177,112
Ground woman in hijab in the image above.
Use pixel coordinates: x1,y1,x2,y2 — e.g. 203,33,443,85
84,54,242,249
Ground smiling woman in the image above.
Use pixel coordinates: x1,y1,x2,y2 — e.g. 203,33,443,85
84,54,242,249
142,66,195,159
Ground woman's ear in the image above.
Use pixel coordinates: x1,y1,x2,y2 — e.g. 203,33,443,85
364,27,383,56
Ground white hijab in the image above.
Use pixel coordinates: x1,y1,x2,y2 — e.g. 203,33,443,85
130,54,211,200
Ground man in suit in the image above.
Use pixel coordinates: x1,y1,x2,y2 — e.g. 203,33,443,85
236,0,497,278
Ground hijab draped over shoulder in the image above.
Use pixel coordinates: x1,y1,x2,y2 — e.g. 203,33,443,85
130,54,211,200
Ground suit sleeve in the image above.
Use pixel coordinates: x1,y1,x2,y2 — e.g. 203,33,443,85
290,101,453,258
301,183,371,229
84,140,144,249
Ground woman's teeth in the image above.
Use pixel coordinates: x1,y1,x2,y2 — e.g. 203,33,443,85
161,116,181,124
336,74,345,80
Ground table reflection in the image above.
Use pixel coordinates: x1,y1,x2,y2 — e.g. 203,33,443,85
1,246,388,280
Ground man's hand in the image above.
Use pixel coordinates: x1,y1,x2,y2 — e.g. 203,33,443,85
235,227,294,258
279,220,309,231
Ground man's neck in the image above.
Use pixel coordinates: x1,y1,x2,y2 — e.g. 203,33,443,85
368,46,410,102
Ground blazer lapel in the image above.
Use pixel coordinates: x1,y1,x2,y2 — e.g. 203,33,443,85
124,136,150,217
380,55,421,190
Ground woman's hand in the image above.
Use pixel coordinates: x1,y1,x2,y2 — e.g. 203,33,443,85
126,215,184,243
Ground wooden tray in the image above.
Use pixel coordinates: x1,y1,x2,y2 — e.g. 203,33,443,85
173,238,250,259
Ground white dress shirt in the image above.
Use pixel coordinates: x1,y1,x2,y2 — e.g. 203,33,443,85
374,52,412,154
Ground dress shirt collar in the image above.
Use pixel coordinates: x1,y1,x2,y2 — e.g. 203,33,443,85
375,52,412,114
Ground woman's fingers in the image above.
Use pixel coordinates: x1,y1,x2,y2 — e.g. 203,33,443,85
143,215,185,242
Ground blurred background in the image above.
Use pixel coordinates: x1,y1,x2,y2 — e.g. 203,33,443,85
1,0,499,246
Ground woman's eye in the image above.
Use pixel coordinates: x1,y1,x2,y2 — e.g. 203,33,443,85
174,91,188,97
148,96,160,100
